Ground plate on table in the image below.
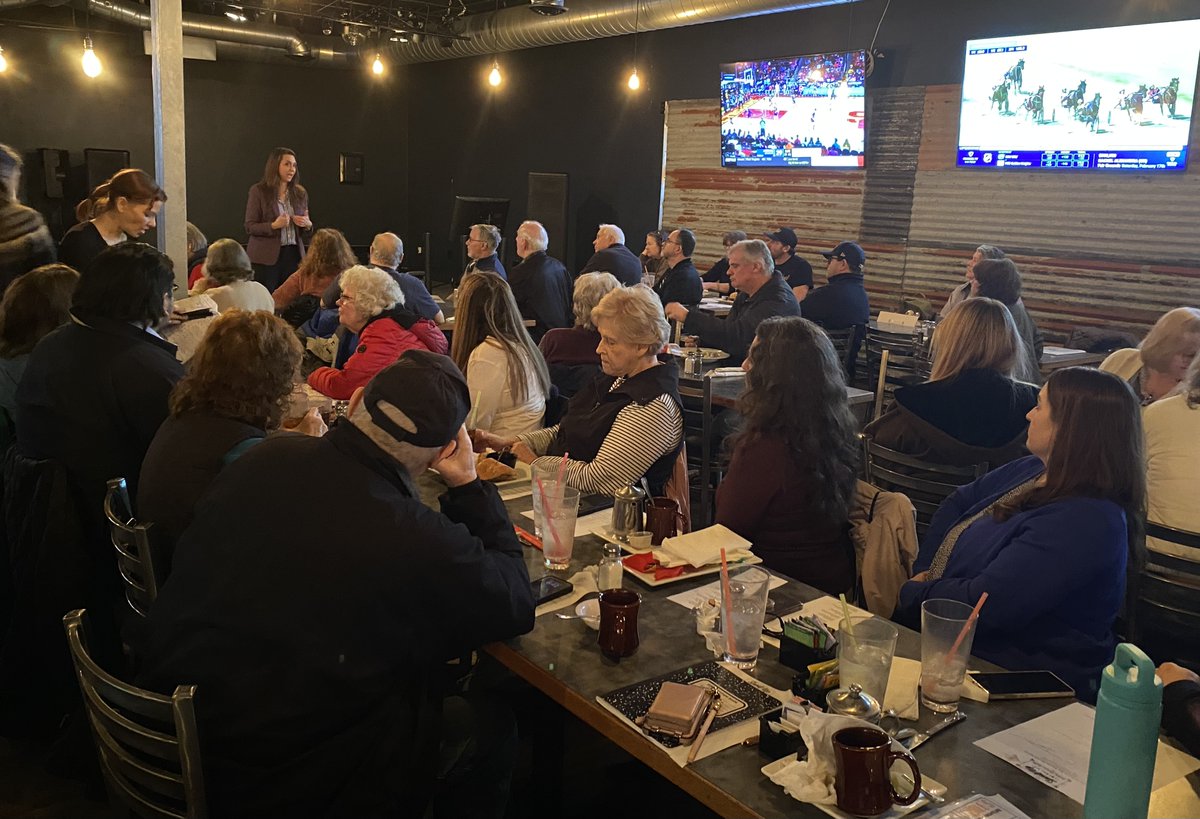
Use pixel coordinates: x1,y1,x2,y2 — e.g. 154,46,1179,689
666,346,730,362
621,552,763,587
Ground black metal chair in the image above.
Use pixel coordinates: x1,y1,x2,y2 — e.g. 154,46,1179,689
1127,522,1200,665
63,608,208,819
820,324,866,382
678,375,722,528
104,478,160,618
863,326,925,405
861,438,987,537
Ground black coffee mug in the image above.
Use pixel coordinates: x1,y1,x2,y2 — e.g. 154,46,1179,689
833,726,921,817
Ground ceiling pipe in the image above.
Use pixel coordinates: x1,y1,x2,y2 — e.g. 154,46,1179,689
386,0,861,64
83,0,352,59
213,39,357,66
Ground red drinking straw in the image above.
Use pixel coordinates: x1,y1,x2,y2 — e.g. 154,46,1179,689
534,475,565,556
719,547,739,657
946,591,989,664
556,451,569,487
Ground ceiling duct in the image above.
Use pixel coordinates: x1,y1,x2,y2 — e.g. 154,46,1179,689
528,0,567,17
386,0,860,64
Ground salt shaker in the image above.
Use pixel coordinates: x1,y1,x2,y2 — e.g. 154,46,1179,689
598,543,624,590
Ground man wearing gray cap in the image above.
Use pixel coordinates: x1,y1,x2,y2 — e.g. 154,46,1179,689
138,350,536,818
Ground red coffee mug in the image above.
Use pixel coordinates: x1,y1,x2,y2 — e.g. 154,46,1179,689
832,726,921,817
598,589,641,659
646,497,684,546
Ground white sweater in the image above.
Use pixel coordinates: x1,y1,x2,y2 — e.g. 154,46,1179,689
467,338,545,439
1144,393,1200,554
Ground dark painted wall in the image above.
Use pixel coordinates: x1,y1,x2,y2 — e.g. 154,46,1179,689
405,0,1200,275
0,23,408,254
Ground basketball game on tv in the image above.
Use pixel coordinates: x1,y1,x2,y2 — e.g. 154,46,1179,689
720,50,867,169
957,20,1200,171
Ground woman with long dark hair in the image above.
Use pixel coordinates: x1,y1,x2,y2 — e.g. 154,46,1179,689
245,147,312,292
0,263,78,419
715,316,859,594
895,367,1145,700
58,168,167,271
451,271,549,438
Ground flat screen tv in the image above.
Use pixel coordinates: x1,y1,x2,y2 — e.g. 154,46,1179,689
957,20,1200,171
720,50,867,169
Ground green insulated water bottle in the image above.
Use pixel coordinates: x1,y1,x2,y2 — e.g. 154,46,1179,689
1082,643,1163,819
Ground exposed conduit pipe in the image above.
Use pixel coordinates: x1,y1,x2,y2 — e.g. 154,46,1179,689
387,0,861,64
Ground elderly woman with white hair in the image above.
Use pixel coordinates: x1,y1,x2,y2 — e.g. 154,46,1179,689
474,285,683,496
539,271,621,397
1101,307,1200,405
190,238,274,313
307,265,447,399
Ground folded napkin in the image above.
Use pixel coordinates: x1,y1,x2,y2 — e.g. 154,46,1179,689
623,552,687,581
655,525,753,569
765,711,880,805
708,367,745,378
884,657,921,720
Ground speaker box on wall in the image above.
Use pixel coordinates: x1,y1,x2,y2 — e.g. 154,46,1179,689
84,148,131,191
527,172,569,263
39,148,69,199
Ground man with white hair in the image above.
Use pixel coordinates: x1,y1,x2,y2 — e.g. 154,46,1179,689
579,223,641,286
664,239,800,365
464,222,506,280
139,351,535,818
508,220,572,342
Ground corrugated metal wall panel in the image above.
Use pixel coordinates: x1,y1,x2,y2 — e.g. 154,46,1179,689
663,85,1200,341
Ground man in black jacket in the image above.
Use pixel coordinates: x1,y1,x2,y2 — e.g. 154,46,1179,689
654,228,703,307
665,239,800,365
579,223,642,286
509,220,572,343
138,351,536,818
804,241,871,330
764,226,813,302
464,223,507,280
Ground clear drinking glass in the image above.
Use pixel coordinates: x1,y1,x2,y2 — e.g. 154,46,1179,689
530,462,563,540
838,617,899,704
533,481,579,571
722,566,771,669
920,598,977,713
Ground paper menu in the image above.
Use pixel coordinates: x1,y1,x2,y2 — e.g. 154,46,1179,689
974,702,1200,804
799,595,873,629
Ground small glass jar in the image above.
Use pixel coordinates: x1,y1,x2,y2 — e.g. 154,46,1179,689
598,543,624,590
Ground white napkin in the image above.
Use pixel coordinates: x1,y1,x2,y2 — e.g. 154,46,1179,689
765,711,880,804
709,367,745,378
654,524,753,568
884,657,921,720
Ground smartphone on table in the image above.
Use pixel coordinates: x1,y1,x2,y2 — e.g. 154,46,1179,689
531,575,573,606
968,670,1075,700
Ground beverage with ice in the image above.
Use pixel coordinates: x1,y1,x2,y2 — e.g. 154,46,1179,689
532,479,580,570
919,599,978,713
721,567,771,669
920,651,969,712
838,617,898,703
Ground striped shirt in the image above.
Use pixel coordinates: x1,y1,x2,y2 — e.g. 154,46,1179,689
518,383,682,496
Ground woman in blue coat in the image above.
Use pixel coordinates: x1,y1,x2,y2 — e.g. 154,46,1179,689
894,367,1145,701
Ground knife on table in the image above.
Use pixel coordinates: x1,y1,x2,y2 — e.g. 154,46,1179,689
904,711,965,752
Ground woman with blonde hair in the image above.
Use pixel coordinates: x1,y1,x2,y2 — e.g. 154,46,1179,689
1101,307,1200,405
307,265,446,400
58,168,167,271
473,284,683,496
1144,351,1200,553
539,270,621,397
139,310,323,567
864,297,1038,468
451,271,549,438
272,227,355,322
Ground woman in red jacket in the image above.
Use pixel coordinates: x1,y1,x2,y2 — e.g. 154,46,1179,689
307,265,447,400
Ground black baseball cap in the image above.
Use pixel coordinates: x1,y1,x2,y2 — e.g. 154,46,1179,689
763,227,798,249
822,241,866,270
361,350,470,448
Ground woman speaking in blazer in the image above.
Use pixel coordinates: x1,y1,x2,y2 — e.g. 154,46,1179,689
244,147,312,292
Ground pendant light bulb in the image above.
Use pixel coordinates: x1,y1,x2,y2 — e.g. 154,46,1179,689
0,46,8,73
488,61,502,87
81,36,102,78
371,54,384,75
627,68,640,90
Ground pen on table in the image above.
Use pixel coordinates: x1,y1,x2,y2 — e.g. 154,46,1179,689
514,525,542,550
687,694,720,765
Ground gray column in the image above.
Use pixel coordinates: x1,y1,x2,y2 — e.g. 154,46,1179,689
151,0,188,285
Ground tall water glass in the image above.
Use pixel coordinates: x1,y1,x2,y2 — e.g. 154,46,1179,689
530,463,562,539
722,567,771,669
920,598,977,713
838,617,898,704
533,481,579,570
